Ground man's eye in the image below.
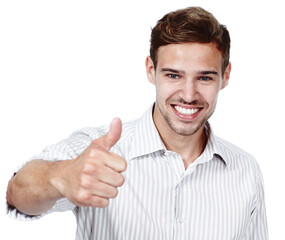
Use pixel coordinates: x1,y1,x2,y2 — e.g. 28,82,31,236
168,74,179,79
199,76,211,81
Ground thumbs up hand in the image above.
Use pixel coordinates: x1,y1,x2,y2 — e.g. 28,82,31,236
51,118,127,208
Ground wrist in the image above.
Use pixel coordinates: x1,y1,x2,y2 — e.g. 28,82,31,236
48,159,73,200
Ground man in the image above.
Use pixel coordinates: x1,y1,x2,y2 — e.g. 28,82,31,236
7,6,268,240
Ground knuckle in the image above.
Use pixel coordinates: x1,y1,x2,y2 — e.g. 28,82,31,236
89,147,100,158
79,177,92,189
116,175,125,187
111,188,119,198
122,160,127,170
104,186,118,198
90,149,105,165
118,159,127,172
82,162,101,176
76,190,91,204
82,163,94,174
94,197,109,208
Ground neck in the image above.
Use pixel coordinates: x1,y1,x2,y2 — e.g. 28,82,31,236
153,105,207,169
163,125,206,169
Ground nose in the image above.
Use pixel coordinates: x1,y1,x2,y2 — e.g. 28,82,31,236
180,79,197,103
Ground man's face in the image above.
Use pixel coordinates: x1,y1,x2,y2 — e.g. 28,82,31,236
146,42,231,136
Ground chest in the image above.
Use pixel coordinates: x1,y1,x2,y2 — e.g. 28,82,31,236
78,154,255,240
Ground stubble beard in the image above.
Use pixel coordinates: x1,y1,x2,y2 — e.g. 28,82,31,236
157,101,213,137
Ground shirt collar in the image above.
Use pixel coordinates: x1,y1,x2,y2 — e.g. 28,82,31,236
128,104,166,160
197,122,228,166
129,104,227,166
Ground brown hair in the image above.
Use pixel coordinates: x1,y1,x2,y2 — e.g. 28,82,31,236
150,7,230,74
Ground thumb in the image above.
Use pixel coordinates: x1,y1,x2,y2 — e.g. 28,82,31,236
99,118,122,151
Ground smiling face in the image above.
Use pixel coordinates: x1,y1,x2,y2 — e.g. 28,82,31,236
146,42,231,137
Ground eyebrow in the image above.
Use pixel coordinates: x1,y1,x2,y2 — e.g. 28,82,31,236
160,68,186,75
197,71,219,76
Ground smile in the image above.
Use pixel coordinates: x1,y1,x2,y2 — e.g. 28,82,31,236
174,105,200,116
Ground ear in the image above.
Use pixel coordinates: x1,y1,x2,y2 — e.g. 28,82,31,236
145,56,156,85
221,62,231,89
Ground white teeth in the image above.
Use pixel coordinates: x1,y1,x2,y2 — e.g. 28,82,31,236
174,106,200,115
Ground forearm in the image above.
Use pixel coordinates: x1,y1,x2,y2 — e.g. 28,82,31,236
6,159,65,216
7,127,127,214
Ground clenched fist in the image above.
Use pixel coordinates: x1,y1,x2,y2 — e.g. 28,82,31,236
51,118,127,208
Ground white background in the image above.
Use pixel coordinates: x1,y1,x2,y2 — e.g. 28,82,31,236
0,0,284,239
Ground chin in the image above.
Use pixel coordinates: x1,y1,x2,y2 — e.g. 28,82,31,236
170,121,206,136
163,113,206,136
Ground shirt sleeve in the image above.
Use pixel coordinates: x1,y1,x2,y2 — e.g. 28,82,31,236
9,127,100,220
244,163,269,239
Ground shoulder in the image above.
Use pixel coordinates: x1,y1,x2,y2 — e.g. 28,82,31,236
32,119,138,161
69,119,138,158
215,136,259,170
71,118,138,143
215,135,265,193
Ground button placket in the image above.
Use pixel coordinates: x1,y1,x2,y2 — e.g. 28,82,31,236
174,180,185,225
165,152,183,180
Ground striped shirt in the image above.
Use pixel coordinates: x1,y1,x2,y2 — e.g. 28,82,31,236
16,104,268,239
